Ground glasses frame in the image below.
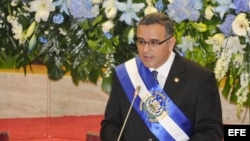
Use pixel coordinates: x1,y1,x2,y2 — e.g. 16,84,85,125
135,36,173,47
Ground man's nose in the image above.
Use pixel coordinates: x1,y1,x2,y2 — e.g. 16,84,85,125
143,43,151,52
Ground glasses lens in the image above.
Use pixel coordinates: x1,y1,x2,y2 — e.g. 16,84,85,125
149,41,159,46
135,37,170,47
136,39,145,46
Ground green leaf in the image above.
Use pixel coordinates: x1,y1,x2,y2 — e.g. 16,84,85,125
221,77,231,100
92,15,103,27
99,39,116,54
0,55,16,69
88,69,100,83
18,15,30,28
101,76,112,94
88,39,99,50
113,36,120,46
47,65,64,80
79,20,90,30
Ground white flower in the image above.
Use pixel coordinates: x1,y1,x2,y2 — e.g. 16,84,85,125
7,15,25,43
204,5,214,20
102,20,114,33
115,0,145,25
29,0,55,22
103,0,117,19
232,13,250,36
236,86,248,111
177,35,199,52
11,0,18,6
240,70,249,88
44,30,49,35
214,0,236,19
53,0,70,15
235,70,249,115
144,6,157,15
92,0,102,4
144,0,157,15
128,28,135,44
205,33,225,53
214,51,231,80
222,36,246,54
59,28,67,35
247,29,250,43
233,53,244,68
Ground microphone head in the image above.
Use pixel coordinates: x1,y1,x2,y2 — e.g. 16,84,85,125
135,85,141,96
136,85,141,92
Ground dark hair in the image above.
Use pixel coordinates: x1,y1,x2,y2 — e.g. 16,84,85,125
138,12,174,38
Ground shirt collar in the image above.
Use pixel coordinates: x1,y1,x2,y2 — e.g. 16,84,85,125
150,51,176,78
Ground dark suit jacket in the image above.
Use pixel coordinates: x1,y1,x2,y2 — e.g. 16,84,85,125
100,54,223,141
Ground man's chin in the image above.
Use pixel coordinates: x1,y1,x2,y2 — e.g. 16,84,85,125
142,62,154,68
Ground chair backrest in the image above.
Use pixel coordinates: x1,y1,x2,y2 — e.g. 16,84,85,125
86,132,101,141
0,132,9,141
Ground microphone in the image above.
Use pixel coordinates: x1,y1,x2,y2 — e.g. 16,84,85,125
117,85,141,141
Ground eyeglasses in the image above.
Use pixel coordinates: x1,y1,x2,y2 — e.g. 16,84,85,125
136,36,172,47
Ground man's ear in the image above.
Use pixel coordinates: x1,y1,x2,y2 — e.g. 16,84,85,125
168,37,176,51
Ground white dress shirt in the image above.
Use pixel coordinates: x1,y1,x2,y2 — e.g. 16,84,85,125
150,51,176,88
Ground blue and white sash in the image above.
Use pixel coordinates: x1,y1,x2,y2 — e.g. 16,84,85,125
115,56,193,141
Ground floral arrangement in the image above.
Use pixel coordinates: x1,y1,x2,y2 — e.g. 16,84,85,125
0,0,249,116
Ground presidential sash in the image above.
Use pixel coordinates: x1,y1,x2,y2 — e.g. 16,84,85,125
115,56,193,141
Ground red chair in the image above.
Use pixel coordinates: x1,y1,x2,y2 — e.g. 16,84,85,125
0,132,9,141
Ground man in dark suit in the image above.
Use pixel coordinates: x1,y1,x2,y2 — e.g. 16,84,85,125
100,12,223,141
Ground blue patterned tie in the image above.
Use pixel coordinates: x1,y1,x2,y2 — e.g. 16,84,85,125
152,70,159,84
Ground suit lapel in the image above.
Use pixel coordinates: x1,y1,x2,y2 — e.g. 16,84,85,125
163,54,185,97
